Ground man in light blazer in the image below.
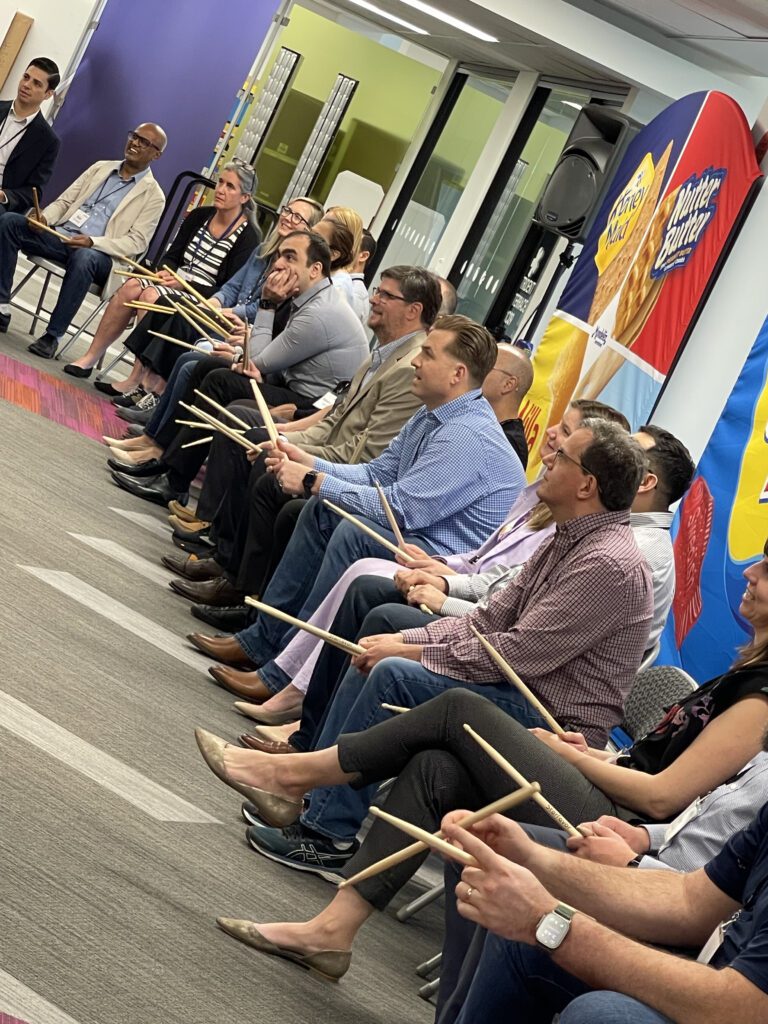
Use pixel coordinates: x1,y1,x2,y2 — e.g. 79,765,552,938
0,122,167,358
0,58,60,215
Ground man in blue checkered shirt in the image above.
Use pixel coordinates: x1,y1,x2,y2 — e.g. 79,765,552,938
228,314,527,671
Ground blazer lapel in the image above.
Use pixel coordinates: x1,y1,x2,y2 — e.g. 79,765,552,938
341,330,425,415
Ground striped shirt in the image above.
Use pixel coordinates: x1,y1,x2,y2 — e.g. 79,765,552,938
315,390,527,555
402,509,654,745
639,754,768,872
151,220,246,294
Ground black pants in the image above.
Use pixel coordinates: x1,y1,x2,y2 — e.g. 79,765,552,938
289,575,433,751
196,403,263,522
334,688,635,912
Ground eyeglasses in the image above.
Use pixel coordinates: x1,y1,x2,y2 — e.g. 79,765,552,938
127,130,162,154
372,285,410,303
553,447,595,477
279,205,311,228
488,367,518,380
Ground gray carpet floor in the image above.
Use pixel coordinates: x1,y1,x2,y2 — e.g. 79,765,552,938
0,358,441,1024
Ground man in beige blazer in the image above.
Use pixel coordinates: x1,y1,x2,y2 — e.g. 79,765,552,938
0,122,166,358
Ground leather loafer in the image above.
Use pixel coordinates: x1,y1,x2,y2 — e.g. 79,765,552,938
161,554,224,581
168,499,197,521
215,918,351,982
187,633,253,666
169,576,244,606
190,603,252,631
110,470,187,507
240,734,297,754
209,665,271,701
234,700,303,726
193,729,302,827
172,518,214,542
107,456,167,477
28,333,58,358
63,363,93,378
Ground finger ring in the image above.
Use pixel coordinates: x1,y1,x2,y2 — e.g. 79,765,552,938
464,886,474,900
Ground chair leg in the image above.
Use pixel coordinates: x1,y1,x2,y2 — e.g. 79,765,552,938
94,346,133,382
396,881,445,922
9,264,39,300
57,297,107,360
418,977,440,1001
416,952,442,978
31,270,52,336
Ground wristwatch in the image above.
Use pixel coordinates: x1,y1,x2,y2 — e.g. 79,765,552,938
302,471,318,498
535,902,575,950
258,298,278,310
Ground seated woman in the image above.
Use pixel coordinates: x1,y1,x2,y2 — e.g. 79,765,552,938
195,539,768,981
319,206,367,323
63,160,261,387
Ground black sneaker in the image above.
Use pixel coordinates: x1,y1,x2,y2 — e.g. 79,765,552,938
245,822,358,881
112,386,146,408
0,311,10,333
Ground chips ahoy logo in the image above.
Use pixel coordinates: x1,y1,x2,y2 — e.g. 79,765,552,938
651,167,727,277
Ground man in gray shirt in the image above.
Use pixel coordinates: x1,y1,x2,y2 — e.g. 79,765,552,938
111,230,368,507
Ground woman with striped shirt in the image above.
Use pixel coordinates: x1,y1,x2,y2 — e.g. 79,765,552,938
63,161,259,383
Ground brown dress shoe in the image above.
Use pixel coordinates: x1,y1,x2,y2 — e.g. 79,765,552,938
208,665,271,701
187,633,254,666
239,734,297,754
161,553,225,581
169,576,244,606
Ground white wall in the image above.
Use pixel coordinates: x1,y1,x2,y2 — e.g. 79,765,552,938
0,0,95,101
652,181,768,463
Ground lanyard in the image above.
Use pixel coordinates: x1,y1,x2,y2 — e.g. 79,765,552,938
86,174,134,209
184,212,243,273
0,121,29,152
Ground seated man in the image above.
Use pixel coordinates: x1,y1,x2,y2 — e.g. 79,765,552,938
185,316,527,676
0,122,167,357
110,229,369,505
0,58,60,217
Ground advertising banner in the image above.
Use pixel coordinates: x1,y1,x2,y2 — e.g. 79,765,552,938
521,91,762,474
658,315,768,679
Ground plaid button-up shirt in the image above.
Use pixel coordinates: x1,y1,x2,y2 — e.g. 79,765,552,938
401,508,654,745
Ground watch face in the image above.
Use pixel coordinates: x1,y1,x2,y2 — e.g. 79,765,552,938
536,912,571,949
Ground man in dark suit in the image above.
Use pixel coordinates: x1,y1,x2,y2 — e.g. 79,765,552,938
0,58,60,215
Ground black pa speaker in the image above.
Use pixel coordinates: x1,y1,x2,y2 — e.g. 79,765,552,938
534,105,640,242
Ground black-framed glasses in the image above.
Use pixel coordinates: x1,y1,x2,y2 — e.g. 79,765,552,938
279,204,311,228
128,130,161,154
553,447,595,477
372,285,410,303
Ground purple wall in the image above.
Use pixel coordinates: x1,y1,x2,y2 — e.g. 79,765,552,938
48,0,280,197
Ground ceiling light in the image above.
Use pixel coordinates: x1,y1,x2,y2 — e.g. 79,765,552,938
397,0,499,42
347,0,430,35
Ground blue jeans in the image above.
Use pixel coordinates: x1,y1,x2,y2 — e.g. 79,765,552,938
235,496,434,666
452,933,672,1023
0,213,112,337
146,350,206,438
300,655,546,842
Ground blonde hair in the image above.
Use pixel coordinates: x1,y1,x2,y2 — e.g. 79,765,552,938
261,196,324,258
734,537,768,668
324,205,363,272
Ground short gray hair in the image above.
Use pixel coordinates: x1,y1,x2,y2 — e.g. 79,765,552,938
579,419,647,511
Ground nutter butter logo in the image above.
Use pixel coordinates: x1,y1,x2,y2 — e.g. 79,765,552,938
651,167,726,278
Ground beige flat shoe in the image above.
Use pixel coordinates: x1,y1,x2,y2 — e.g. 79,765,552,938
102,434,152,450
234,700,303,726
216,918,351,981
168,499,199,522
108,446,161,466
194,728,301,827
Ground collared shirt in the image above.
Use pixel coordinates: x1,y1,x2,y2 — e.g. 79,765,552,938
0,104,33,185
402,508,654,745
361,330,421,388
248,278,368,400
59,166,148,237
639,754,768,873
315,389,527,555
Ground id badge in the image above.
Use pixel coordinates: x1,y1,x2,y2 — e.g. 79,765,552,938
313,390,337,410
659,798,702,850
69,208,89,228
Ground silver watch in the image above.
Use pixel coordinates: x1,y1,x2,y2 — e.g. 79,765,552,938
535,902,575,950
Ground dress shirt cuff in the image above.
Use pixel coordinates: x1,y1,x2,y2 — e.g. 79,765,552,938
401,626,434,644
638,855,675,871
440,596,475,618
446,575,480,600
641,824,667,853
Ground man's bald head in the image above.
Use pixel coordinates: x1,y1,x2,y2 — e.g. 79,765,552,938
496,342,534,399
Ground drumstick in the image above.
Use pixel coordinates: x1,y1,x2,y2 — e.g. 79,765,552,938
169,300,215,343
178,401,259,452
124,300,177,315
323,500,416,564
27,219,71,242
113,268,165,283
468,624,564,736
118,253,158,275
148,330,199,351
181,435,214,448
244,596,365,657
175,419,218,429
162,265,233,329
249,379,280,447
193,388,251,431
375,480,405,548
369,807,478,865
32,187,41,221
339,782,540,889
177,294,226,335
463,724,581,837
381,703,409,714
